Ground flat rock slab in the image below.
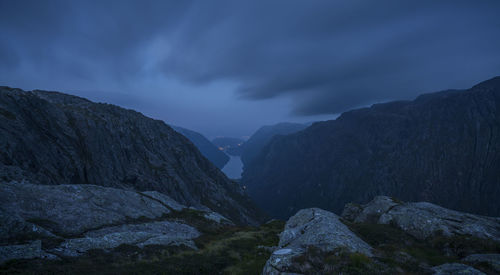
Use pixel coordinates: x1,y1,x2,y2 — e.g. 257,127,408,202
0,181,227,262
53,221,200,257
0,240,58,264
342,196,500,241
0,182,173,238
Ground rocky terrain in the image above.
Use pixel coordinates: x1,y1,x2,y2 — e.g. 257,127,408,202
240,122,307,167
242,76,500,219
0,86,263,225
0,181,284,274
263,197,500,274
172,126,229,169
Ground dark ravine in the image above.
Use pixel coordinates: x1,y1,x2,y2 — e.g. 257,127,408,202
0,86,264,226
172,126,229,169
240,122,307,168
242,76,500,219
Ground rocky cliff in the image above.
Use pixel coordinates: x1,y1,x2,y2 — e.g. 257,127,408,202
242,76,500,219
0,86,263,225
172,126,229,169
241,122,307,167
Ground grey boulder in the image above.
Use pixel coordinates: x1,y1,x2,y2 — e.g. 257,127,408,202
342,196,500,241
263,208,372,274
432,263,485,275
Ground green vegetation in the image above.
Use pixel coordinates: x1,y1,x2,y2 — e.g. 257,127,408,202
291,246,384,274
0,219,284,275
346,222,500,274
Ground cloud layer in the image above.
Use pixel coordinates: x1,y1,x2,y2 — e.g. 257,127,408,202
1,0,500,134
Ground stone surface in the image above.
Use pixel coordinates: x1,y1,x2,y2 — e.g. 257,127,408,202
0,240,57,264
242,76,500,219
432,263,485,275
0,86,264,225
0,181,172,238
342,196,500,241
54,221,199,257
263,208,372,274
463,254,500,273
0,181,220,261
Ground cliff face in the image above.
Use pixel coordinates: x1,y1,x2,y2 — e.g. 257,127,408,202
172,126,229,169
241,122,307,167
0,86,263,225
242,77,500,219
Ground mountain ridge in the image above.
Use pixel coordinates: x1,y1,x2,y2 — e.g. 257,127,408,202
242,76,500,219
0,86,264,225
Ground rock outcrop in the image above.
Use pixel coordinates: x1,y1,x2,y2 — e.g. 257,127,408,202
263,208,372,274
172,126,229,169
0,86,263,225
263,198,500,274
463,254,500,273
0,181,230,263
342,196,500,241
431,263,485,275
242,76,500,219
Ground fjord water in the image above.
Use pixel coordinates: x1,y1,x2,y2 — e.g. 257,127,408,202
222,155,244,179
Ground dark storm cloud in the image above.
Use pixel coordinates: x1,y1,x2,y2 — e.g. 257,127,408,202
1,0,500,117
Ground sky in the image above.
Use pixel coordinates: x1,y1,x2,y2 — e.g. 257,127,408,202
1,0,500,138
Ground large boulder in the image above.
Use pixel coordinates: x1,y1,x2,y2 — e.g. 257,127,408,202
342,196,500,241
263,208,372,274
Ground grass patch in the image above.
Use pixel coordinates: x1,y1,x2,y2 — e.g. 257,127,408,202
0,220,285,275
290,246,384,274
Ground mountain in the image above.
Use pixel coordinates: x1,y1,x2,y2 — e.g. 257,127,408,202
211,137,245,156
240,122,308,167
0,86,263,225
242,76,500,219
172,126,229,169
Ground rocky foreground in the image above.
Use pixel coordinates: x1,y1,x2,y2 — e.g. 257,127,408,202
2,192,499,274
0,181,283,274
263,196,500,274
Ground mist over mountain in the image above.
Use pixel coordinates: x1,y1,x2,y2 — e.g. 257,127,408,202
242,76,500,219
172,126,229,169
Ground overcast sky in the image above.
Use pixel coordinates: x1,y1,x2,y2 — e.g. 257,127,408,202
1,0,500,138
